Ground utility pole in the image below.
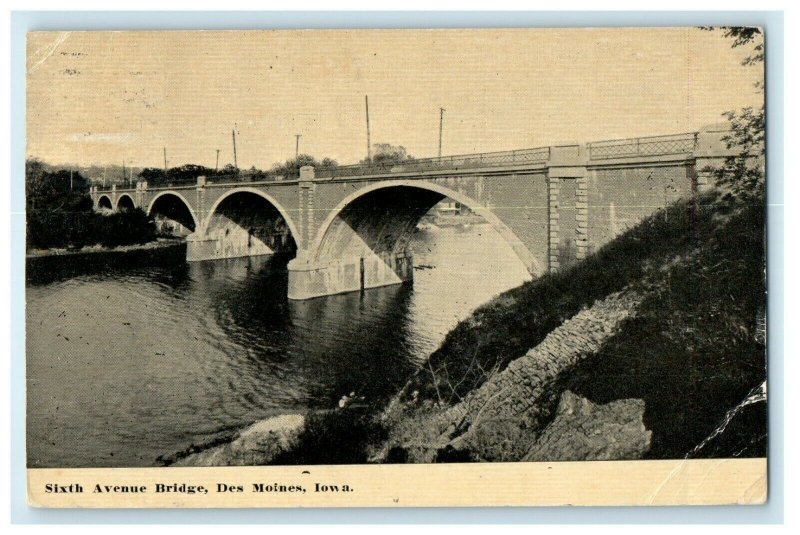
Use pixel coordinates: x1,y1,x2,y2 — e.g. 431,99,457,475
69,169,73,191
439,107,446,158
103,165,107,188
232,125,239,175
365,95,371,162
122,160,125,186
215,149,220,174
295,134,302,159
163,147,168,180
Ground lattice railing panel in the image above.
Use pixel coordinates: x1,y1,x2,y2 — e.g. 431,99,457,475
588,133,697,160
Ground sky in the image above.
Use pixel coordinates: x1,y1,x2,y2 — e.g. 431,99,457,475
26,28,764,170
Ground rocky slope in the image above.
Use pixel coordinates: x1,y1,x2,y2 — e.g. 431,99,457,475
373,290,647,462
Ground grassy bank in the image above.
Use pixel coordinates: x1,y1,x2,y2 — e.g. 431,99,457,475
269,192,766,463
556,197,766,458
401,192,766,458
26,239,187,286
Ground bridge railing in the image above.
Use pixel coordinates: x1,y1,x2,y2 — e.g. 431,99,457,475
314,146,552,179
93,133,702,192
587,132,698,160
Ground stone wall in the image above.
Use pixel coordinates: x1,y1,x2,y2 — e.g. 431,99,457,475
375,289,647,463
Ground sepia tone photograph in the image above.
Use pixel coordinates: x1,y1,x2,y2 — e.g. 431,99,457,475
24,26,767,507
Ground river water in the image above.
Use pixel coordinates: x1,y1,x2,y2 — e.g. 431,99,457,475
26,223,530,468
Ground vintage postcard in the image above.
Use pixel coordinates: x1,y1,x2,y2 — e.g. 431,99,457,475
25,27,767,508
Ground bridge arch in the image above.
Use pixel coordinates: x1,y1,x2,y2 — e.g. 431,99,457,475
201,187,300,254
116,194,135,211
203,188,299,240
147,191,199,233
97,195,113,210
309,179,541,275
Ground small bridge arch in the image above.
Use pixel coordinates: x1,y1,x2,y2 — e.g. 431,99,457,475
97,195,113,210
116,194,135,211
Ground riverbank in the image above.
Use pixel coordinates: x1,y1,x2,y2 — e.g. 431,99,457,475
374,192,766,462
26,236,184,259
26,238,186,285
384,197,766,462
169,192,766,466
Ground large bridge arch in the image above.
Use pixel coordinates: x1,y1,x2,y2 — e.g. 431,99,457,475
186,187,300,262
147,191,199,234
309,180,541,275
116,194,135,211
288,179,541,300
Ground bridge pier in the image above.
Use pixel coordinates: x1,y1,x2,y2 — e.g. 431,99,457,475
287,250,414,300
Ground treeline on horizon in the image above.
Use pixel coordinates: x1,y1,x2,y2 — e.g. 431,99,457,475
39,143,415,189
26,158,156,251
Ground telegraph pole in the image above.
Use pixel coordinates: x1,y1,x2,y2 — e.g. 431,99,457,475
439,107,446,158
215,149,220,174
232,127,239,174
365,95,371,161
69,169,73,191
163,147,168,180
122,160,125,186
295,134,302,159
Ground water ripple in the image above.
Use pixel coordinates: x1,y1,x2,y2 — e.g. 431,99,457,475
27,224,530,467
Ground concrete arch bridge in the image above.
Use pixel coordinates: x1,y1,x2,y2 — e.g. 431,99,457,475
90,128,731,300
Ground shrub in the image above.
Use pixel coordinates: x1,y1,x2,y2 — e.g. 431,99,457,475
27,208,157,250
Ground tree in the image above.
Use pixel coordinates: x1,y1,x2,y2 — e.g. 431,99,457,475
361,143,414,166
26,158,92,213
719,26,764,66
138,167,167,186
139,164,216,186
270,154,338,178
219,163,239,177
704,27,765,202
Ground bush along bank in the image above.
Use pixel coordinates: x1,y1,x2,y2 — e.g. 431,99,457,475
27,207,158,251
